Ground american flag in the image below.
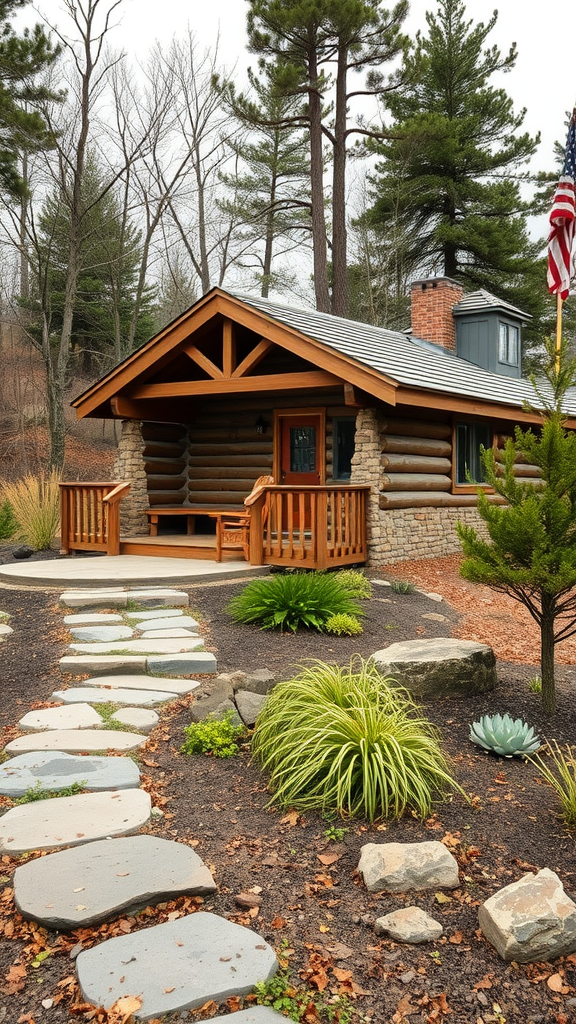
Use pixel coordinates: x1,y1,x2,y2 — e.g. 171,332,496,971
547,109,576,300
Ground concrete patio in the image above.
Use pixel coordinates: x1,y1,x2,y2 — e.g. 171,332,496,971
0,554,269,589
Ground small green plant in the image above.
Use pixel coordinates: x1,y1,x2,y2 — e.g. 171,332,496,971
252,657,462,821
390,579,416,594
95,703,139,732
2,470,61,550
15,780,86,804
469,714,540,758
181,710,245,758
254,968,354,1023
529,741,576,825
0,499,17,540
324,824,348,842
324,613,363,636
227,572,363,632
528,676,542,693
335,570,372,600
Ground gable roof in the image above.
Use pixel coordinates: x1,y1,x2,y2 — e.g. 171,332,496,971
72,287,576,422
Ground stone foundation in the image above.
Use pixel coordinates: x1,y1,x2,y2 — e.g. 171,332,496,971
112,420,149,536
350,408,385,559
367,505,490,565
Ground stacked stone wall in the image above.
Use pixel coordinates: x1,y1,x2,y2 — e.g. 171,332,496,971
367,505,489,565
112,420,149,536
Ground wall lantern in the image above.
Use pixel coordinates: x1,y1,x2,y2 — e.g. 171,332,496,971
255,416,269,435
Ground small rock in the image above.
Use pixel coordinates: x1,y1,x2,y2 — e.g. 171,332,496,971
238,669,276,695
12,544,34,559
479,868,576,962
424,592,443,602
150,806,164,819
375,907,443,943
370,579,391,587
69,942,84,959
477,992,489,1006
360,913,375,927
41,998,54,1009
358,841,459,893
234,892,263,909
399,970,416,984
421,612,447,622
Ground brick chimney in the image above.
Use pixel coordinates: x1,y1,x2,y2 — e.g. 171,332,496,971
410,277,464,352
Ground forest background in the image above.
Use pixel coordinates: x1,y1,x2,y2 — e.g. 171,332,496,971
0,0,574,478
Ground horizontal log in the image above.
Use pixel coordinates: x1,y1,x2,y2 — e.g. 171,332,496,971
382,473,452,492
379,491,482,509
188,478,256,492
381,418,451,440
189,425,273,441
188,454,273,468
141,422,186,442
188,467,264,481
144,459,187,474
513,477,543,487
147,475,187,490
147,491,186,505
142,441,187,459
381,435,452,457
189,442,273,456
381,453,451,474
188,490,248,505
494,462,541,479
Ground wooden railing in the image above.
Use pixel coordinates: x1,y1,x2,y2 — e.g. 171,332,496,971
249,485,370,569
60,481,131,556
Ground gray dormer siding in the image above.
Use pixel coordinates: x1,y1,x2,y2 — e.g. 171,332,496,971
453,290,529,380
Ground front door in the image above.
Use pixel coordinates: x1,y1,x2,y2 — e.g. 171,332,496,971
279,414,323,486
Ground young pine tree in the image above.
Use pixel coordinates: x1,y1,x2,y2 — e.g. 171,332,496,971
457,339,576,716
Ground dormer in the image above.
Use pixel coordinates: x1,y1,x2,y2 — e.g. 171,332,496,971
452,290,530,379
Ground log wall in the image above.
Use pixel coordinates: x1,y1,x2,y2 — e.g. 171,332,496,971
379,417,454,510
142,421,188,507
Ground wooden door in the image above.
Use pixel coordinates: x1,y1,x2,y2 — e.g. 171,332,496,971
279,414,323,486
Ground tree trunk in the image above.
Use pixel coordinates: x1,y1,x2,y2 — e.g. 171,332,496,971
540,593,556,715
307,49,330,313
262,131,280,298
331,40,348,317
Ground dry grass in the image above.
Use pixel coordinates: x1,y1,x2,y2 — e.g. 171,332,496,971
1,469,61,550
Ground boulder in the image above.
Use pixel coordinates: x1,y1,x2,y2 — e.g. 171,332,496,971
12,545,34,559
358,841,459,894
375,906,443,943
235,690,268,726
237,669,276,695
479,868,576,962
372,638,496,698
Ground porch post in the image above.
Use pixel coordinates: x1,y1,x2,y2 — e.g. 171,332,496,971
350,408,384,565
112,420,149,537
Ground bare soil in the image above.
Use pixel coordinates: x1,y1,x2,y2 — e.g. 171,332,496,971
0,561,574,1024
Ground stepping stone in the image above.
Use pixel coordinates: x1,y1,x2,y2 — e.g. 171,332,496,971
0,789,150,854
127,588,189,607
126,609,184,621
134,615,200,632
140,628,199,640
53,687,178,706
479,868,576,962
358,841,460,893
75,674,201,695
15,835,216,929
210,1011,287,1024
0,751,139,797
76,912,277,1019
69,626,134,642
372,638,497,698
60,655,147,675
18,703,103,731
111,708,158,733
148,652,217,675
60,591,128,610
64,614,124,625
68,638,203,655
5,729,147,754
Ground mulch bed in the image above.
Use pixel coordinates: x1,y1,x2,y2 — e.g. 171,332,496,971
0,563,574,1023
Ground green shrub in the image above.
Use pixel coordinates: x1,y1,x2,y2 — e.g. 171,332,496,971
2,470,61,550
390,579,416,594
324,613,363,636
227,572,363,632
529,741,576,825
181,710,245,757
0,499,17,540
252,658,462,821
334,569,372,599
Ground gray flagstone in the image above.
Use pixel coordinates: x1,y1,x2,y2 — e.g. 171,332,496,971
0,751,140,797
52,687,178,705
5,729,147,754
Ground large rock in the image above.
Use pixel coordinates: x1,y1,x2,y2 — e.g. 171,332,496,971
76,912,278,1020
358,841,459,893
375,906,443,943
235,690,268,726
372,638,496,698
233,669,276,695
479,869,576,962
0,751,139,796
0,789,150,854
15,835,216,928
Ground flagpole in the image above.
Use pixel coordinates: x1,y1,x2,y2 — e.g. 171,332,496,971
556,291,563,374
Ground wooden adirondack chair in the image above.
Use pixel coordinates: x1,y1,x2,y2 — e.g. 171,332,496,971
210,475,274,561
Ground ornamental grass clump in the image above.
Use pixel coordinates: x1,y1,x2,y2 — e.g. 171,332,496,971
529,741,576,825
227,571,363,632
251,658,461,821
2,470,61,550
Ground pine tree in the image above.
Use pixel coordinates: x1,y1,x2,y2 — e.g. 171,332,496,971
366,0,542,320
0,0,60,199
457,338,576,716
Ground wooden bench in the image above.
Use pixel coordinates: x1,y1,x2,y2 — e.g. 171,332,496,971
145,507,243,537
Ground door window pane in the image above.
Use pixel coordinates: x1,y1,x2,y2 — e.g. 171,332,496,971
290,426,316,473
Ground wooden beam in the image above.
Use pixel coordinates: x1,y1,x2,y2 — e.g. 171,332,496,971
183,344,223,379
223,318,236,377
127,370,341,400
344,384,363,407
232,338,272,378
395,386,576,427
110,396,196,421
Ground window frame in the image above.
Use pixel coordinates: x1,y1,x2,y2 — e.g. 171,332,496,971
452,418,495,492
498,321,520,367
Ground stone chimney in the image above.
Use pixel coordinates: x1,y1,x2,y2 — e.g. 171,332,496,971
410,277,464,352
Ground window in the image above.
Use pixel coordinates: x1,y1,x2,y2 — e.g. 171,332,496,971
455,422,492,485
498,322,519,365
333,417,356,480
290,426,316,473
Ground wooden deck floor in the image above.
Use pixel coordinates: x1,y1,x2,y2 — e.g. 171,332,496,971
119,533,246,561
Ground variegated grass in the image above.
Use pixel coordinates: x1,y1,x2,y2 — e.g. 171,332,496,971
251,657,462,822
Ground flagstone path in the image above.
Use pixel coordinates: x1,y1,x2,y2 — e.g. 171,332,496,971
0,584,283,1022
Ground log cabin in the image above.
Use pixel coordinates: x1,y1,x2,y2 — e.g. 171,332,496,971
63,276,576,568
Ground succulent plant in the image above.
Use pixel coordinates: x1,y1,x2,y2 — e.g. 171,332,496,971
469,714,540,758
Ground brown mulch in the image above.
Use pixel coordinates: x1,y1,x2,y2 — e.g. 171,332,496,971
0,565,574,1023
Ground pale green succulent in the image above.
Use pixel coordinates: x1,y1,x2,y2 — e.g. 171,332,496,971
469,714,540,758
